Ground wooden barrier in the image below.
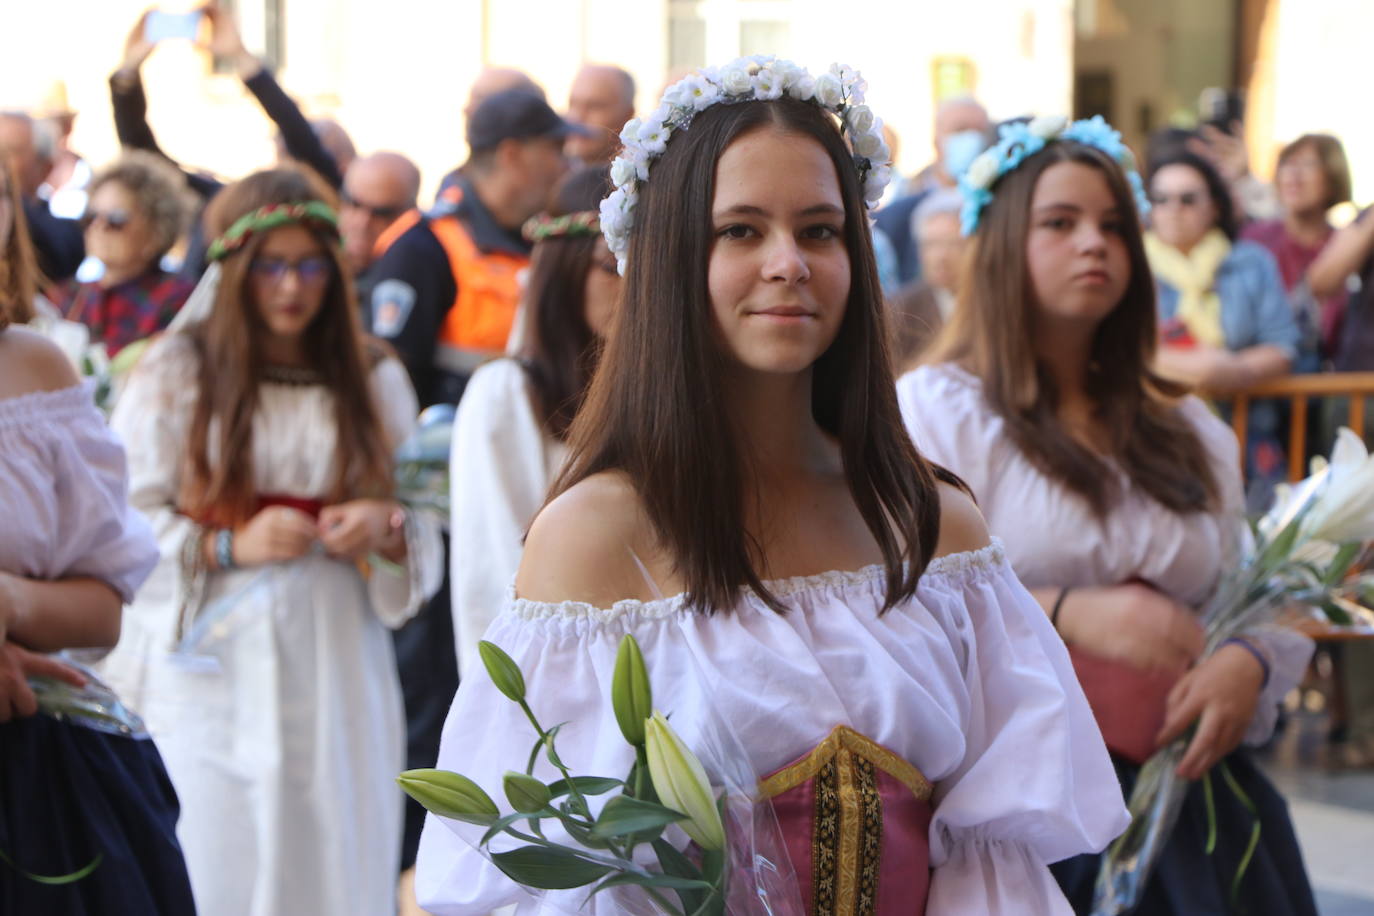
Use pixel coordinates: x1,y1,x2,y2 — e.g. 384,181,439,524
1218,372,1374,481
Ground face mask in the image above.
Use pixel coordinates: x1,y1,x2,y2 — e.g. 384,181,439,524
941,130,986,179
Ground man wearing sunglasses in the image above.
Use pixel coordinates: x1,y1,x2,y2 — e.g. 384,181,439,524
338,151,421,318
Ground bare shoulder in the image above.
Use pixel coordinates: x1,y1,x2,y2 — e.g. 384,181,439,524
516,470,667,606
0,326,80,398
932,481,991,559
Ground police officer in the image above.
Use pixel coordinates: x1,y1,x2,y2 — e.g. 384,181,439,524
369,90,585,406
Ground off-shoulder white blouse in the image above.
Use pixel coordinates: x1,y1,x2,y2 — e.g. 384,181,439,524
416,540,1128,914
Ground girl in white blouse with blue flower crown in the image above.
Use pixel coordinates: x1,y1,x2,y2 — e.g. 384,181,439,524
899,118,1317,914
417,60,1127,915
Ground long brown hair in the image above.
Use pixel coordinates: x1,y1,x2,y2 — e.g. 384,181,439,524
180,168,393,527
0,159,39,329
518,165,611,440
550,97,954,614
929,140,1218,515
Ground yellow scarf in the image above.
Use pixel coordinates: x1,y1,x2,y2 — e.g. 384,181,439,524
1145,228,1231,349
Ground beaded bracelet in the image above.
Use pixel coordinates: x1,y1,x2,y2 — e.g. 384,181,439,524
215,528,237,571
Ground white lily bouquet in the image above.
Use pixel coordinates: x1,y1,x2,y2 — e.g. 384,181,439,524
399,636,800,914
1092,427,1374,914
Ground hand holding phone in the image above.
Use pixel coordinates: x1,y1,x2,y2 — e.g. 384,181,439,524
143,9,203,44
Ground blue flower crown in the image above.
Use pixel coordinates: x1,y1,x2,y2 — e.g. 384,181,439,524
957,115,1150,236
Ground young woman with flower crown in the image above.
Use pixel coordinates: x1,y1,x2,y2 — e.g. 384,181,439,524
898,117,1318,914
98,168,443,916
416,58,1126,915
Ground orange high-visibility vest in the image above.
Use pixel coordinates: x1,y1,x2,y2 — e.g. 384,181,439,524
372,202,528,375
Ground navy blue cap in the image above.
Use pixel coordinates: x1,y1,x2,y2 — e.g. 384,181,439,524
467,89,593,152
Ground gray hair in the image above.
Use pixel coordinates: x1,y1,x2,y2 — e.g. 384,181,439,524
89,150,194,257
910,187,964,238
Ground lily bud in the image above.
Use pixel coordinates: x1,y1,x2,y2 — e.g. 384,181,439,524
479,640,526,703
644,711,726,851
503,771,552,814
396,769,500,826
611,634,653,746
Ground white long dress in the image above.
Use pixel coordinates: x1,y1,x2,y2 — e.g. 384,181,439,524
896,364,1313,743
449,358,568,673
99,334,444,916
415,542,1130,914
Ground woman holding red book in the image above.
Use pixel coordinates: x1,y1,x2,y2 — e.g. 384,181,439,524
898,117,1317,914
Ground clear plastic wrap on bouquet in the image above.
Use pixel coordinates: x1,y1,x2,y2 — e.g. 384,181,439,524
403,636,806,915
394,404,454,522
31,657,148,738
1091,428,1374,914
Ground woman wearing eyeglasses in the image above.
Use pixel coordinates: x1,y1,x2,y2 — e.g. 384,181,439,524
53,151,195,355
1145,149,1300,496
97,167,443,916
448,165,619,674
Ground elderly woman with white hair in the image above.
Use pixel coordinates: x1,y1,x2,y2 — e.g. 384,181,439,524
888,187,968,371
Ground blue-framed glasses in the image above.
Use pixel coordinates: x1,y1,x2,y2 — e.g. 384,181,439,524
248,255,333,285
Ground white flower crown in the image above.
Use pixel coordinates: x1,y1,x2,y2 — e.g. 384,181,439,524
600,56,893,274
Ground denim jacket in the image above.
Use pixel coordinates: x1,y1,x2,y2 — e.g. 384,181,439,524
1155,240,1301,361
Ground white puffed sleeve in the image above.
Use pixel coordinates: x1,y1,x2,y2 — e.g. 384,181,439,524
108,335,206,614
0,382,159,602
414,602,654,915
449,360,563,673
367,356,444,627
923,560,1130,913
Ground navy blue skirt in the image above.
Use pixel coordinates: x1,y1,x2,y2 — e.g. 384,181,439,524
0,714,197,914
1052,751,1317,915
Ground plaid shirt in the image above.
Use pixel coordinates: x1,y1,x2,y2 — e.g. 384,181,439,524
56,269,194,355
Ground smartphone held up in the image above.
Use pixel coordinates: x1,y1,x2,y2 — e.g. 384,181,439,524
143,9,204,44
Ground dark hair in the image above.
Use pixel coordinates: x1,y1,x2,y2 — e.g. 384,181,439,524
0,159,40,329
1279,133,1352,210
929,140,1219,517
518,165,612,440
549,97,955,614
181,168,393,527
1146,149,1238,240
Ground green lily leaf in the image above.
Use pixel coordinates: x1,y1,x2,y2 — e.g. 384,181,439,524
490,845,613,889
589,794,686,840
653,838,707,913
480,810,555,846
1324,542,1363,585
1321,599,1355,626
547,776,623,798
584,870,713,912
0,848,102,885
562,813,614,850
545,723,567,769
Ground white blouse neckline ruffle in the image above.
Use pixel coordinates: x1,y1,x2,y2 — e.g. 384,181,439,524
508,538,1007,622
0,379,95,426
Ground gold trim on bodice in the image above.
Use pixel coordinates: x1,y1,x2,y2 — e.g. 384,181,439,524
759,726,932,915
759,725,933,802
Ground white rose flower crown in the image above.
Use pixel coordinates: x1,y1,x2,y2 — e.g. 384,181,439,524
600,56,893,274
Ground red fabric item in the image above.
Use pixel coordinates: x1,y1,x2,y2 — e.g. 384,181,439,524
255,493,325,519
1242,219,1345,356
1068,646,1182,765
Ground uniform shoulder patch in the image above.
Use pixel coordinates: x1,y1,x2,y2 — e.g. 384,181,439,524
371,279,417,338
